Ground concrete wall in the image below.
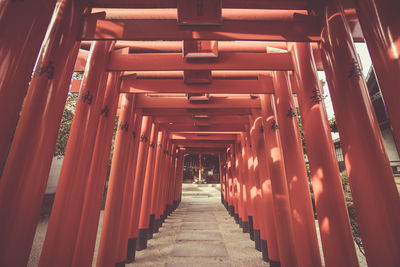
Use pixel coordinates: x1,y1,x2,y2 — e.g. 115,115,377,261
45,157,63,194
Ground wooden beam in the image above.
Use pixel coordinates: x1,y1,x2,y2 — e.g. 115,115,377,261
136,95,260,109
172,140,233,146
170,133,237,141
159,124,245,132
81,16,321,42
120,75,274,93
108,52,293,71
90,0,313,9
156,115,249,124
143,108,254,116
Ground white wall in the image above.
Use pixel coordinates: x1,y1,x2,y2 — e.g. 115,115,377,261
45,157,63,194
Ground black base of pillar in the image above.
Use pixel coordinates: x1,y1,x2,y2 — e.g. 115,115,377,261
136,228,148,251
167,204,173,215
234,213,239,224
126,238,136,263
115,261,125,267
242,221,249,233
270,260,281,267
148,214,155,239
261,239,269,262
239,217,243,228
228,205,234,216
248,216,254,241
154,218,161,232
254,229,261,252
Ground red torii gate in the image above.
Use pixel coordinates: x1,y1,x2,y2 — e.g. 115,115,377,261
0,0,399,267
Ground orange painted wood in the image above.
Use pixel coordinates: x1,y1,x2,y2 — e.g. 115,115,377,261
72,72,121,267
96,94,136,267
156,116,249,124
170,133,237,141
249,115,279,261
90,0,312,9
81,15,320,42
260,94,298,267
135,95,261,109
127,117,153,240
273,71,322,267
0,0,57,170
355,0,400,153
149,131,167,222
320,1,400,265
120,78,273,94
108,52,293,71
159,124,245,132
39,40,115,267
116,109,143,263
143,108,254,116
138,122,160,230
0,1,85,265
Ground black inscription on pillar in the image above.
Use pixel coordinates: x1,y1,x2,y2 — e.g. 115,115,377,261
140,135,148,142
81,91,93,105
270,120,279,131
310,88,326,104
100,106,109,117
287,107,296,118
197,0,204,16
132,131,136,139
150,142,155,148
348,58,362,80
119,121,129,132
260,124,264,133
33,61,55,79
158,143,162,147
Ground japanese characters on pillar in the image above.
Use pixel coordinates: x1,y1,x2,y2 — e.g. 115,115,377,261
273,71,322,267
320,1,400,265
40,40,115,267
291,42,359,267
72,72,122,267
260,94,298,267
96,94,136,267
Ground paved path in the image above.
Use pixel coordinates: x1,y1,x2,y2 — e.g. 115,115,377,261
129,194,269,266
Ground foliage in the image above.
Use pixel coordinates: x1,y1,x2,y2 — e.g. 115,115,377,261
296,108,307,156
329,117,338,132
54,92,78,157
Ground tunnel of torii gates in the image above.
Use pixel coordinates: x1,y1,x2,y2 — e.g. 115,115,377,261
0,0,400,266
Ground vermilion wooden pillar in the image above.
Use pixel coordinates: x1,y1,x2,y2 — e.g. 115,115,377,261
39,40,115,267
226,149,235,214
354,0,400,153
115,109,143,266
260,94,298,267
173,151,184,207
72,72,122,267
231,144,240,222
0,1,86,265
243,129,261,246
160,143,175,221
273,71,322,267
166,146,179,214
291,42,359,267
149,131,167,234
126,116,153,262
157,140,172,227
320,1,400,265
0,0,57,170
137,122,160,250
235,139,248,226
239,133,252,234
96,94,136,267
250,115,279,263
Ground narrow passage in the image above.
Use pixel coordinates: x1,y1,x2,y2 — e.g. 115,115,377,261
125,184,268,266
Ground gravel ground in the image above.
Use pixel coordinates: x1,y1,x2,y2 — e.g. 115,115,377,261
28,187,367,267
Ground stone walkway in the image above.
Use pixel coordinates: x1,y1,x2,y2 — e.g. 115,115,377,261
128,194,269,266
